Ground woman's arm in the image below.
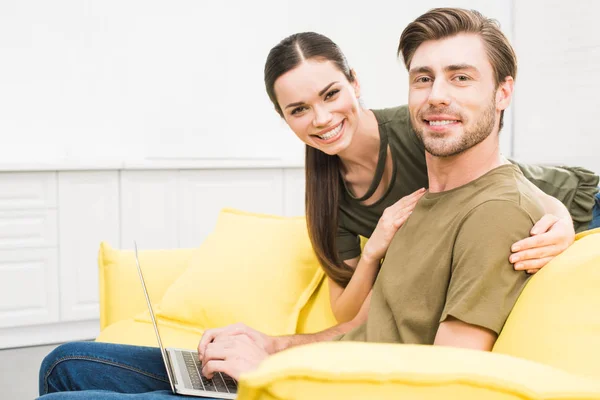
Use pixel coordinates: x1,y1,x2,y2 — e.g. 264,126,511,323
330,188,425,322
510,186,574,273
328,257,376,323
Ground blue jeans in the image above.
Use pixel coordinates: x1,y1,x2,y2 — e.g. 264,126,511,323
38,341,218,399
590,192,600,230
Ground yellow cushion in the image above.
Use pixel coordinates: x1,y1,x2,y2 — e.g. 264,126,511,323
146,208,323,336
97,243,196,330
237,342,600,400
296,274,338,334
96,318,201,350
493,228,600,380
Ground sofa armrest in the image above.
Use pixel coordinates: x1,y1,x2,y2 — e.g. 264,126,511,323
98,242,196,330
237,342,600,400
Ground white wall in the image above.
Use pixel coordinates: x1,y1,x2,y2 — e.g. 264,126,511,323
0,0,515,166
512,0,600,173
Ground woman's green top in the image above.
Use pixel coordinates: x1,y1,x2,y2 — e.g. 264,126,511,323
336,106,599,261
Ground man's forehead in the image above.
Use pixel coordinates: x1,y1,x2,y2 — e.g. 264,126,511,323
410,33,490,71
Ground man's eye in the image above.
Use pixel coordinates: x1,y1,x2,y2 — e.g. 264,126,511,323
454,75,470,82
416,76,432,83
324,89,340,100
291,106,308,115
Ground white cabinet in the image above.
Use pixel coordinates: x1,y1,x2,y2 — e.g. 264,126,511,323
0,248,59,328
58,171,120,322
177,169,285,248
120,171,179,249
0,173,59,330
0,166,305,348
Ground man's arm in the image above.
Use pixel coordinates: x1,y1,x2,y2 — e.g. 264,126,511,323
439,200,538,348
198,297,369,380
434,316,497,351
510,178,574,274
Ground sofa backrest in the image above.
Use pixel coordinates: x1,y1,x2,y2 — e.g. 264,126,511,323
296,274,338,334
493,228,600,380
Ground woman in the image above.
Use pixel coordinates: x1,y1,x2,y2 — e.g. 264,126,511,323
264,31,600,323
37,31,600,398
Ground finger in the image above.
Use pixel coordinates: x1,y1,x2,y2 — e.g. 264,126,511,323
392,189,425,208
198,328,222,358
511,231,557,253
204,341,235,362
530,214,560,235
202,359,230,380
388,197,421,220
527,269,540,275
392,213,411,228
509,246,557,264
396,200,419,216
198,324,245,358
514,256,553,271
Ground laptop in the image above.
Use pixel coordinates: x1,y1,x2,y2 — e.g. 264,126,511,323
134,242,238,399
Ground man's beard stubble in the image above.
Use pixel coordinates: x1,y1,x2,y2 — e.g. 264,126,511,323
411,99,497,158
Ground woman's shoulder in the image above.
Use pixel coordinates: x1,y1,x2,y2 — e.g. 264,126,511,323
371,105,423,150
371,105,410,127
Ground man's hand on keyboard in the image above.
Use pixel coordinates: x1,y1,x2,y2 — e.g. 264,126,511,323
199,331,268,380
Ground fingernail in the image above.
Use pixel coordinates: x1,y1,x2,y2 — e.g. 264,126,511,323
514,262,522,270
512,245,520,252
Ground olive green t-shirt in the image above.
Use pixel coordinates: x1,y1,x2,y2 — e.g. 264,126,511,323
337,164,545,344
337,106,599,261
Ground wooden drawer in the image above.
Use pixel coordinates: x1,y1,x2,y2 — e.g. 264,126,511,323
0,248,59,328
0,172,57,210
0,210,58,249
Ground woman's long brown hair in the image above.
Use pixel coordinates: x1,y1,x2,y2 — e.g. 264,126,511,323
264,32,356,287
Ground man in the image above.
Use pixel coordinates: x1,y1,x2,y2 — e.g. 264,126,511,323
198,7,545,379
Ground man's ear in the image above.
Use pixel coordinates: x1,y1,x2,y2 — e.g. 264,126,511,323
350,69,361,98
496,76,514,111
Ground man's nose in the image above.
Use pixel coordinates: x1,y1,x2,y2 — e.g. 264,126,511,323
312,105,333,128
428,79,451,107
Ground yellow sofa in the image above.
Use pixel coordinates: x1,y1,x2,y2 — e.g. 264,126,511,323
96,209,600,399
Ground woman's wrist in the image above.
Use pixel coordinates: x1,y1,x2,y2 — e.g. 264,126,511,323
360,249,381,266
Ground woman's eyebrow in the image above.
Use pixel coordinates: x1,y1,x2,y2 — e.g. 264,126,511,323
284,81,339,110
318,81,338,96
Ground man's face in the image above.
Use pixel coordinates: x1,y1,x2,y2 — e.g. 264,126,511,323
408,33,510,157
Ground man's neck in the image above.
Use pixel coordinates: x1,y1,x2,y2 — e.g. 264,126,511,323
427,134,506,193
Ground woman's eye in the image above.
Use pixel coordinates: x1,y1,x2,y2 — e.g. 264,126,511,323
324,89,340,100
291,106,308,115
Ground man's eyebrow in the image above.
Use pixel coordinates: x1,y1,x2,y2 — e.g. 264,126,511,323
284,81,338,110
408,66,433,76
408,64,480,76
444,64,479,74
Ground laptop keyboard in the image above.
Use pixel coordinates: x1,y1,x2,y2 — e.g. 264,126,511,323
182,350,238,394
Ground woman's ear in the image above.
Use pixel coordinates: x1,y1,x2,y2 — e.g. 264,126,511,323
350,69,361,99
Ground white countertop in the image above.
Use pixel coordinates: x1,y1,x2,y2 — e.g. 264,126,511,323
0,157,305,172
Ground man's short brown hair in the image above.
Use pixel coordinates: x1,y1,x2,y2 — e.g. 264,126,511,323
398,8,517,129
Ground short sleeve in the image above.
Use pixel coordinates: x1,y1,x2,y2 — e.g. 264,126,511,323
440,200,535,335
336,225,362,261
511,160,599,232
332,322,367,342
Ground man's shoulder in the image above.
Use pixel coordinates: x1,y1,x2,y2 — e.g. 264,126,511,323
460,165,545,226
467,165,541,204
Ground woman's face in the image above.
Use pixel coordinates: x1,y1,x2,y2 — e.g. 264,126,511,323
274,60,361,156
